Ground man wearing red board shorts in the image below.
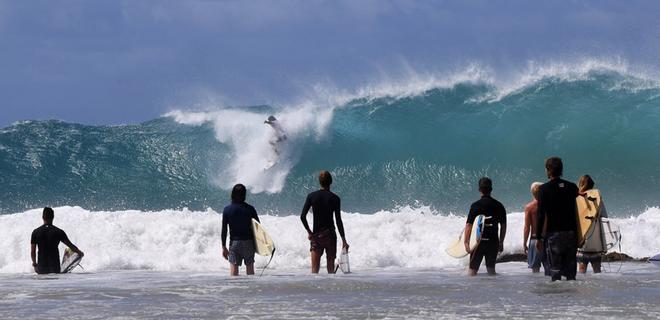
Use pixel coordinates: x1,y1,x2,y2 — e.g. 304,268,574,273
300,171,350,274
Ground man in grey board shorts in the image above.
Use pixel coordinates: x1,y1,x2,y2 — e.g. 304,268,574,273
221,184,260,276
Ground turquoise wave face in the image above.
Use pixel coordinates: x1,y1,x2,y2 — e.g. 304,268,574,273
1,70,659,215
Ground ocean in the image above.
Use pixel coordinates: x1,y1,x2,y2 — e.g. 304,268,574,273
1,63,660,318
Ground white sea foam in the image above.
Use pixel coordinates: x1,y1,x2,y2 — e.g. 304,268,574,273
1,206,657,274
167,107,332,193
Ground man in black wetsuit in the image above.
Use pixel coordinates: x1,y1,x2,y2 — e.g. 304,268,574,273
300,171,349,274
535,157,579,281
464,177,507,276
30,207,84,274
221,184,260,276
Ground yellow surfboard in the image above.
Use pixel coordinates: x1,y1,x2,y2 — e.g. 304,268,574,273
576,189,601,247
251,218,275,256
445,215,486,258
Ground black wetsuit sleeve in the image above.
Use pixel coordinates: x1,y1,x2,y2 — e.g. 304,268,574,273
334,197,345,239
466,203,477,224
221,212,228,247
30,229,37,244
536,187,546,238
59,230,79,251
300,194,312,234
500,203,507,225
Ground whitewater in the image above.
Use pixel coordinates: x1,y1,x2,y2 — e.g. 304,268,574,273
1,206,658,273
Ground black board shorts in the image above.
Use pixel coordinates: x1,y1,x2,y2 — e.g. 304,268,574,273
310,228,337,259
469,240,498,271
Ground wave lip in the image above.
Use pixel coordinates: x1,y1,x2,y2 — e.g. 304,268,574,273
1,206,657,273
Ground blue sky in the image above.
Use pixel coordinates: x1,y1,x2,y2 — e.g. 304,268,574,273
1,1,659,126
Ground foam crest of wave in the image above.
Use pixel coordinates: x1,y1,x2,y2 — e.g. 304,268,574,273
1,206,657,273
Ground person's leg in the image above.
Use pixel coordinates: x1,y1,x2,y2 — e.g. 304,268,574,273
546,233,562,281
592,257,602,273
326,255,336,274
311,250,321,274
564,232,578,280
325,236,338,274
485,241,498,276
230,263,239,276
246,263,255,275
468,242,485,276
578,262,587,273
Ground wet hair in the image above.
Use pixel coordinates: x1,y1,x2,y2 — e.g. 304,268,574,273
545,157,563,178
231,184,247,203
531,182,543,200
478,177,492,195
319,170,333,188
578,175,595,193
43,207,54,222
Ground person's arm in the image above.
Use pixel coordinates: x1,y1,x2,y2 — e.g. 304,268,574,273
523,206,531,254
463,223,473,253
464,205,476,253
30,244,37,272
221,213,229,260
499,207,507,253
252,206,260,223
334,198,348,250
535,189,546,252
60,232,84,256
300,195,313,238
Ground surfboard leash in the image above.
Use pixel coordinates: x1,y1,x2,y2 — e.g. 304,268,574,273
259,248,276,277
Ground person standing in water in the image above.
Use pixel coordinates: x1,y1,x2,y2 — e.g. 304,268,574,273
464,177,507,276
31,207,84,274
523,182,544,273
221,184,260,276
536,157,580,281
264,115,287,156
576,175,609,274
300,171,349,274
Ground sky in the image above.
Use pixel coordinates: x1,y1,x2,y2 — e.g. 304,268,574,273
1,0,659,127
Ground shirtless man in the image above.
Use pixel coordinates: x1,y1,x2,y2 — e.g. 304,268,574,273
523,182,544,273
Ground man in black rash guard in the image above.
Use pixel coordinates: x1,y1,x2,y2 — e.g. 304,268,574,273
30,207,84,274
300,171,349,274
221,184,260,276
536,157,579,281
463,177,507,276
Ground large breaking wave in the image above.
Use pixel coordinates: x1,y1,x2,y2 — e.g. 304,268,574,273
1,61,660,215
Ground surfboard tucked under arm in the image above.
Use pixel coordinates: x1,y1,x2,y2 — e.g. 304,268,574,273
60,248,83,273
445,215,486,258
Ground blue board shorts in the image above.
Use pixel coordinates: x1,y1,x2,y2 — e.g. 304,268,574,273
527,239,542,269
228,240,256,266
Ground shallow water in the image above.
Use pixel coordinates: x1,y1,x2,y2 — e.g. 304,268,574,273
1,262,658,319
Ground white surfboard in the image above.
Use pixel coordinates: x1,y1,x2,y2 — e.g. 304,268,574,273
60,248,83,273
251,218,275,256
337,248,351,274
445,215,486,258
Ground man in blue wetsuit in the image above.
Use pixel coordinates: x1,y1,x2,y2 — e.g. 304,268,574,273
536,157,579,281
300,171,349,274
464,177,507,276
30,207,84,274
221,184,260,276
